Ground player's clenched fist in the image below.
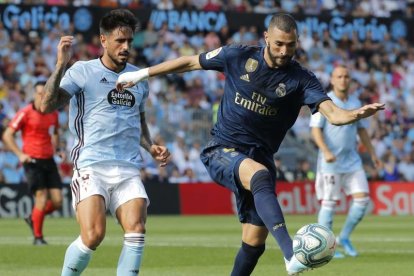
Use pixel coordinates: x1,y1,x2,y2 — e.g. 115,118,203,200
56,35,75,67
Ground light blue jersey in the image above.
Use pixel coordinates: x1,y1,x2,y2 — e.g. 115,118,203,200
60,59,149,169
310,91,367,173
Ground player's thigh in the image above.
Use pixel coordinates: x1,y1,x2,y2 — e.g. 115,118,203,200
317,172,342,200
343,170,369,196
200,140,247,192
242,223,268,246
76,195,107,236
48,188,63,204
116,198,147,233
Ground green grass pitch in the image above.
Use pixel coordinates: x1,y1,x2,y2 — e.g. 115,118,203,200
0,215,413,275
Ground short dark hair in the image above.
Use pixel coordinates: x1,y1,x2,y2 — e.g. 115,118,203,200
268,13,298,33
99,9,139,35
34,81,46,87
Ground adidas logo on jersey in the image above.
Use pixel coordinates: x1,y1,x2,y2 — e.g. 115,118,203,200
100,77,109,83
240,74,250,82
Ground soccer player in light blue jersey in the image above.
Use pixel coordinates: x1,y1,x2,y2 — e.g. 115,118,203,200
310,65,382,258
117,13,384,275
40,9,170,275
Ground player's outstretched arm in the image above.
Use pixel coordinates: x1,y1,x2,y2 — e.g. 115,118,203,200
116,55,202,91
318,100,385,126
40,36,74,113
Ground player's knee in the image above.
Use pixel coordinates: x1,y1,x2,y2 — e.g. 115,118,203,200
82,228,106,249
53,199,63,209
127,221,146,234
250,170,273,195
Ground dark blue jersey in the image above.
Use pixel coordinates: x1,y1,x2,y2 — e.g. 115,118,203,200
199,44,330,154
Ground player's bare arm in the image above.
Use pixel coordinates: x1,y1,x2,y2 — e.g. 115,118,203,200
2,127,32,163
140,112,170,167
311,127,336,162
116,55,202,90
40,36,74,113
318,100,385,126
357,128,382,169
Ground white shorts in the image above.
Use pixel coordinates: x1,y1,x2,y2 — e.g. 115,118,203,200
70,163,149,215
315,170,369,201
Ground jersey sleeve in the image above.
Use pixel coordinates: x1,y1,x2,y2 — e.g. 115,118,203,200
309,111,326,128
301,72,331,114
8,109,27,131
60,62,86,96
199,46,226,72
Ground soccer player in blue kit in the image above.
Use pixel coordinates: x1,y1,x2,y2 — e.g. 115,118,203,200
310,65,382,258
117,13,384,275
40,9,170,275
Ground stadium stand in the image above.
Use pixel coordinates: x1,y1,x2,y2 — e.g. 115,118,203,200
1,1,414,183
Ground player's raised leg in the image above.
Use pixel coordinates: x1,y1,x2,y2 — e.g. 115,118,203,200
238,159,308,274
61,195,106,276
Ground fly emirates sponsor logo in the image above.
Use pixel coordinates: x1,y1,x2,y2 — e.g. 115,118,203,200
234,91,278,116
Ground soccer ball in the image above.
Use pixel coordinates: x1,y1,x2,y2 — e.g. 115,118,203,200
292,223,336,268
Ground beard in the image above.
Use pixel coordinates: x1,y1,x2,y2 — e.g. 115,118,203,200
266,45,293,68
108,51,128,67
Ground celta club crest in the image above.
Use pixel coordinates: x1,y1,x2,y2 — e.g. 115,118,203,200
245,58,258,72
275,83,286,97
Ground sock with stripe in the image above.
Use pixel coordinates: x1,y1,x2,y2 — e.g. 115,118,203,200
117,233,145,276
61,236,93,276
318,200,336,230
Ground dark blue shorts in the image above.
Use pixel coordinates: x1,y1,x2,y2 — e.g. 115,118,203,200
200,139,275,226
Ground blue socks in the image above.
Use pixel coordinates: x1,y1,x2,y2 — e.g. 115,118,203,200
231,242,265,276
340,197,369,239
61,236,93,276
117,233,145,276
318,200,336,229
250,170,293,260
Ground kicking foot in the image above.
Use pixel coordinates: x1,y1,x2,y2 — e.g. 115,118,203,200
337,237,358,257
285,254,311,275
33,237,48,246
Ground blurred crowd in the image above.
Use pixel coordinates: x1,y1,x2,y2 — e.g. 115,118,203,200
1,1,414,184
2,0,414,18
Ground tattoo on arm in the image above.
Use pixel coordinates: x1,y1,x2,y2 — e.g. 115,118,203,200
140,113,153,152
42,66,71,113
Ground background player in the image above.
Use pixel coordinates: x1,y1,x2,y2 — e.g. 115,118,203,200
3,81,63,245
40,9,170,275
310,65,382,258
117,13,384,275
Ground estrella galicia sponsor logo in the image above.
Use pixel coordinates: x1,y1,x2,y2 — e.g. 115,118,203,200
107,89,135,107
